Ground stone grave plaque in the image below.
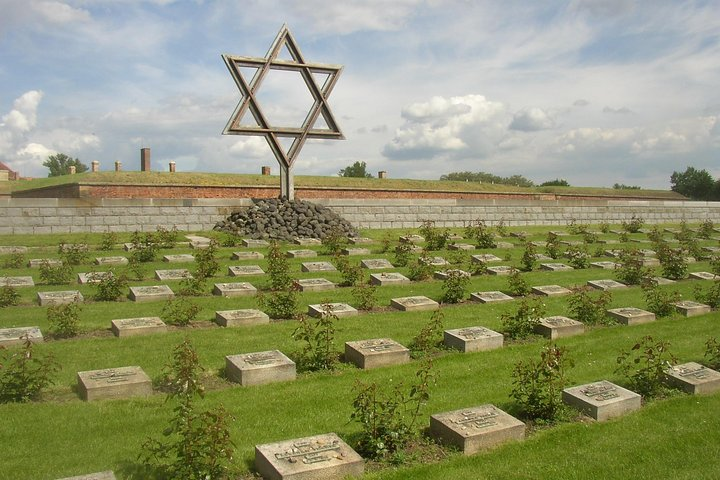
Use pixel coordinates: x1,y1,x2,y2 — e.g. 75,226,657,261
255,433,363,480
287,249,317,258
225,350,296,386
449,243,475,251
369,272,410,286
400,234,424,243
111,317,167,337
596,239,619,244
232,251,264,260
533,253,553,261
155,269,192,281
674,300,711,317
28,258,62,268
430,404,525,455
0,326,43,347
444,327,503,352
229,265,265,276
535,316,584,339
510,231,528,238
345,338,410,369
562,380,641,421
420,256,449,266
349,237,373,244
650,277,675,285
487,266,514,276
640,257,660,267
604,250,622,258
301,261,337,273
703,246,720,254
689,271,718,281
77,272,113,285
539,263,574,272
162,254,195,263
495,241,514,249
296,278,335,292
664,362,720,395
470,291,514,303
123,243,135,251
408,244,424,253
341,247,371,256
472,254,502,263
390,295,439,312
448,233,463,240
434,269,471,280
59,243,89,253
77,366,152,401
308,303,358,318
629,238,651,244
94,256,128,266
638,249,656,257
129,285,174,302
213,282,257,297
57,471,117,480
531,285,572,297
186,235,212,248
549,230,568,236
215,309,270,327
559,240,583,246
0,245,28,254
0,276,34,287
590,261,619,270
606,307,656,325
587,279,627,291
529,241,545,248
243,238,269,247
293,237,322,246
37,290,83,306
360,258,394,269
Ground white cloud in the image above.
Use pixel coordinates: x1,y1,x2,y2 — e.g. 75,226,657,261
1,90,43,133
289,0,421,34
603,106,634,115
228,137,268,158
509,107,556,132
33,1,91,24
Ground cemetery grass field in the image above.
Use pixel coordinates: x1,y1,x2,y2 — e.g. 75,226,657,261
1,224,719,479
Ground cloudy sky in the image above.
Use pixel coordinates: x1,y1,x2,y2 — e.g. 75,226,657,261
1,0,719,188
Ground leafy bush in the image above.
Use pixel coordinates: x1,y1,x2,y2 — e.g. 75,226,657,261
469,257,488,276
292,306,339,372
39,261,72,285
352,281,378,311
616,335,676,398
127,257,146,281
698,220,715,239
582,230,598,244
178,276,208,297
545,232,561,259
92,271,129,301
705,337,720,369
511,343,573,421
598,222,610,233
59,242,88,265
621,214,644,233
258,283,300,319
2,253,25,269
566,219,589,235
641,278,680,317
464,219,496,249
393,238,413,267
0,337,60,403
440,270,469,304
320,226,348,256
155,225,179,249
409,310,445,357
266,241,292,290
0,284,20,307
193,240,220,279
334,254,363,287
506,268,530,297
519,242,537,272
502,297,545,340
693,280,720,308
567,287,613,325
351,359,435,459
615,249,650,285
161,297,201,326
408,253,434,281
565,245,590,269
130,231,158,263
99,231,119,251
47,302,82,338
419,220,450,251
711,255,720,276
656,243,688,280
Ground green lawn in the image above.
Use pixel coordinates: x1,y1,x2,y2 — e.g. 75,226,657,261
0,224,718,479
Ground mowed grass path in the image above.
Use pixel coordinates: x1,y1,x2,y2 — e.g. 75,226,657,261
0,225,719,479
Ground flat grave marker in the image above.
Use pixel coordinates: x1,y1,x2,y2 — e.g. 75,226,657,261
162,254,195,263
674,300,711,317
606,307,656,325
77,366,152,401
0,326,43,347
345,338,410,369
472,254,502,263
341,247,371,256
186,235,212,249
370,272,410,286
57,471,117,480
287,249,317,258
664,362,720,395
225,350,296,386
449,243,476,251
434,269,471,280
215,309,269,327
155,269,192,281
495,241,514,249
400,234,424,243
129,285,174,302
533,253,553,261
587,279,627,291
37,290,83,306
255,433,363,480
444,327,503,352
77,272,113,285
487,266,514,276
94,256,128,266
308,302,358,318
293,237,322,246
604,250,622,258
535,316,584,339
123,243,135,251
296,278,335,292
539,263,574,272
360,258,394,269
301,261,337,273
562,380,641,421
0,276,34,287
28,258,62,268
590,261,619,270
213,282,257,297
430,404,525,455
231,251,264,260
0,245,27,254
470,291,514,303
111,317,167,337
689,271,718,281
228,265,265,276
390,295,439,312
242,238,269,247
531,285,572,297
420,256,449,266
349,237,374,244
650,277,676,285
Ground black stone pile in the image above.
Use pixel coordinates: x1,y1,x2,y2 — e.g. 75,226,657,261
214,198,357,241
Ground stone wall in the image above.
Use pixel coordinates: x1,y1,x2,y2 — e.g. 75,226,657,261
1,197,719,235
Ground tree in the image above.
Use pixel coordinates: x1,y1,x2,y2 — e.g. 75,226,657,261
540,178,570,187
42,153,88,177
338,161,373,178
440,171,534,187
670,167,716,200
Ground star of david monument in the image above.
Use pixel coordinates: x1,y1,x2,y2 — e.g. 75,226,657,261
222,24,344,200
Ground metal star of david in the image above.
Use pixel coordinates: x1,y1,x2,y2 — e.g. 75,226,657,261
222,24,344,199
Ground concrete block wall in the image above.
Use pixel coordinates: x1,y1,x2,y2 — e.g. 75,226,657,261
1,197,720,235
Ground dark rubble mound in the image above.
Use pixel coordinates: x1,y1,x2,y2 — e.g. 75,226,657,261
213,198,358,241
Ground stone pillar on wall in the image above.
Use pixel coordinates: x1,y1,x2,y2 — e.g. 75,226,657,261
91,161,99,173
115,161,122,172
262,166,271,175
169,161,176,173
140,148,151,172
69,166,76,174
378,171,387,179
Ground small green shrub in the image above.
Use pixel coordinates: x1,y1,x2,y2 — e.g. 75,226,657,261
393,239,413,267
155,225,179,249
621,214,644,233
511,343,573,421
334,254,363,287
566,219,589,235
615,249,650,285
92,271,129,301
519,242,537,272
321,226,348,256
469,257,488,276
379,232,393,254
641,278,680,317
47,301,82,338
2,252,25,269
352,281,378,311
698,220,715,239
292,306,339,372
266,241,292,291
616,335,676,399
710,255,720,276
693,280,720,308
161,297,201,326
0,336,60,403
502,297,545,340
177,276,208,297
582,230,598,244
567,287,613,325
258,283,300,319
495,218,509,237
464,219,496,249
59,242,88,265
598,222,610,233
130,231,158,263
656,243,688,280
419,220,450,251
506,268,530,297
193,240,220,279
39,261,72,285
408,253,434,281
99,232,119,251
409,310,445,357
545,232,561,259
440,270,469,304
0,284,20,307
565,245,590,269
127,257,146,281
705,337,720,369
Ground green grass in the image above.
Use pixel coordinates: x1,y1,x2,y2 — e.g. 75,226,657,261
8,171,683,199
1,224,719,479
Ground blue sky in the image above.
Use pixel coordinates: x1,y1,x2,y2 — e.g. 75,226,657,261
1,0,719,188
